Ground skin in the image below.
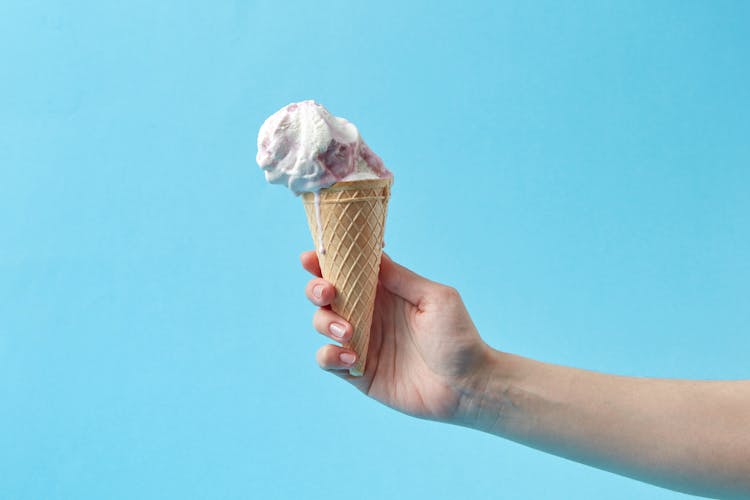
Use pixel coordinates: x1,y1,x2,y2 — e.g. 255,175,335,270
302,251,750,499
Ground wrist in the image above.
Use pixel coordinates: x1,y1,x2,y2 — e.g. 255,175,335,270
451,347,518,433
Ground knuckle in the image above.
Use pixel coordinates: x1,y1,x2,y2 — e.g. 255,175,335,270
315,345,330,366
437,285,461,302
312,309,327,328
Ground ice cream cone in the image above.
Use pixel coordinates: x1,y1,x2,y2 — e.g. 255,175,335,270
302,178,392,376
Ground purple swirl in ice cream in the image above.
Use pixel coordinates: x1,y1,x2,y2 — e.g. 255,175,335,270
257,100,392,194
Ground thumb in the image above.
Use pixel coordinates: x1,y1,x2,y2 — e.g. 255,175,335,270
379,253,434,306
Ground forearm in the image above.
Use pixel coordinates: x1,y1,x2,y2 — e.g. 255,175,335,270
455,349,750,498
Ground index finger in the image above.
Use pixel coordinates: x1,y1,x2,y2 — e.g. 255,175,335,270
300,250,322,277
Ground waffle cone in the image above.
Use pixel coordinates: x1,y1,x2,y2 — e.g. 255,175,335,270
302,178,392,376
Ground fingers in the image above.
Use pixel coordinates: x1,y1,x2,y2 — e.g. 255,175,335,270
378,253,434,306
316,344,357,371
305,277,335,307
313,309,352,342
300,251,322,277
302,251,357,375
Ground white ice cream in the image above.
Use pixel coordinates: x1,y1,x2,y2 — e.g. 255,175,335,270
257,100,392,194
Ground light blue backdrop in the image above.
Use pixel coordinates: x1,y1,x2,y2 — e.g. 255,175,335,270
1,1,748,499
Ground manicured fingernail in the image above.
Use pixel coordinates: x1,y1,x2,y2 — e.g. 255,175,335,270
329,323,346,340
313,285,324,299
339,352,356,365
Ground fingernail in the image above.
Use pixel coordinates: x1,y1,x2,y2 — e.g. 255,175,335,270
313,285,324,300
339,352,356,365
329,323,347,340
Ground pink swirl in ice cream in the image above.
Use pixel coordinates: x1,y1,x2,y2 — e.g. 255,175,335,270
257,100,392,194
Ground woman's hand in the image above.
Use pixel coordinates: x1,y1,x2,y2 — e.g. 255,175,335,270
302,251,491,423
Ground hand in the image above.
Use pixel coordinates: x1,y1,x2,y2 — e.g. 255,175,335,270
302,251,491,423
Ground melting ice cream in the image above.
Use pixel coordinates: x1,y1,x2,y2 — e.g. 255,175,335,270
256,100,392,195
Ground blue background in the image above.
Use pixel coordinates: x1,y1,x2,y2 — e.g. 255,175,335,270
1,1,748,499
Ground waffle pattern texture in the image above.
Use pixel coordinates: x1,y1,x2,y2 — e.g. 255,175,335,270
302,179,392,376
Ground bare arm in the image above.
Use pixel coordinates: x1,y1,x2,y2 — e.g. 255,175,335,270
456,350,750,498
301,251,750,498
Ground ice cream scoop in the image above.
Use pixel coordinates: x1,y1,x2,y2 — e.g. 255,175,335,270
257,100,392,194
